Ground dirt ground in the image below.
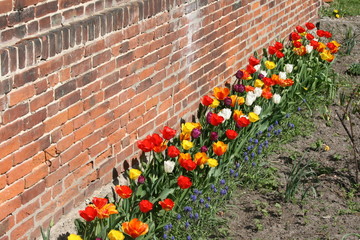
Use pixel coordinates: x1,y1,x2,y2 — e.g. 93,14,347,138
221,17,360,240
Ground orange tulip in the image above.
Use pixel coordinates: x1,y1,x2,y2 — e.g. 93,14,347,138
193,152,208,166
115,185,132,199
122,218,149,238
178,153,192,165
91,197,118,219
293,45,306,56
233,110,244,122
213,87,230,100
159,198,175,211
212,141,228,156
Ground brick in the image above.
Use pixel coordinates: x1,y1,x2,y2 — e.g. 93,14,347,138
10,217,34,239
0,215,14,237
89,139,108,158
16,200,39,224
13,68,38,88
60,142,82,164
0,16,6,30
0,197,21,222
1,29,14,42
8,7,35,27
23,108,47,130
13,138,45,165
68,151,89,171
83,92,103,111
39,56,63,77
52,13,63,27
96,59,115,77
15,0,45,9
0,0,12,14
45,165,69,187
68,102,83,119
8,85,35,107
44,111,68,132
30,91,53,112
59,0,80,9
71,58,91,77
54,30,63,54
28,21,39,35
48,32,56,57
0,155,13,175
6,159,34,185
0,78,12,95
54,79,76,100
39,16,51,31
76,70,97,87
93,50,111,67
59,90,81,110
3,103,29,124
0,180,24,205
24,163,48,189
74,123,95,142
0,50,9,76
20,125,45,146
63,48,84,66
21,181,45,204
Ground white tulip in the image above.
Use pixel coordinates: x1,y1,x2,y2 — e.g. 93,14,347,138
253,105,262,115
218,108,232,120
306,45,313,53
254,87,262,97
279,71,287,80
245,92,257,106
285,64,294,73
164,161,175,173
272,93,281,104
254,64,261,71
260,70,267,77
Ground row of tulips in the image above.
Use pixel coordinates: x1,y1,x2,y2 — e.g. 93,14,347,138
66,22,339,240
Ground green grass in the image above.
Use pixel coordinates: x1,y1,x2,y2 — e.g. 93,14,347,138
320,0,360,17
338,0,360,16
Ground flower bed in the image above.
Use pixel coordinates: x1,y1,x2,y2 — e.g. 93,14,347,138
62,22,340,240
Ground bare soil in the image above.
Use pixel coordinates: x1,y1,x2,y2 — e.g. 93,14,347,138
221,17,360,240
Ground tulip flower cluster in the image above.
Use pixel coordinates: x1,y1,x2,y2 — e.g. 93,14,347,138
68,22,339,240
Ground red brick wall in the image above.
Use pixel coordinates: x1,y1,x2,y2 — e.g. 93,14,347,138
0,0,319,239
0,0,135,46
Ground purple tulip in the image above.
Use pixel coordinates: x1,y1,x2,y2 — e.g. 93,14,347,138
191,128,201,139
210,132,218,141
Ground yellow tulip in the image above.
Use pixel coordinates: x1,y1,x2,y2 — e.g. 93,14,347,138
265,61,276,70
129,169,142,180
181,140,193,150
207,158,218,167
181,122,201,134
209,98,220,108
248,112,260,123
254,79,264,88
68,234,83,240
108,230,125,240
